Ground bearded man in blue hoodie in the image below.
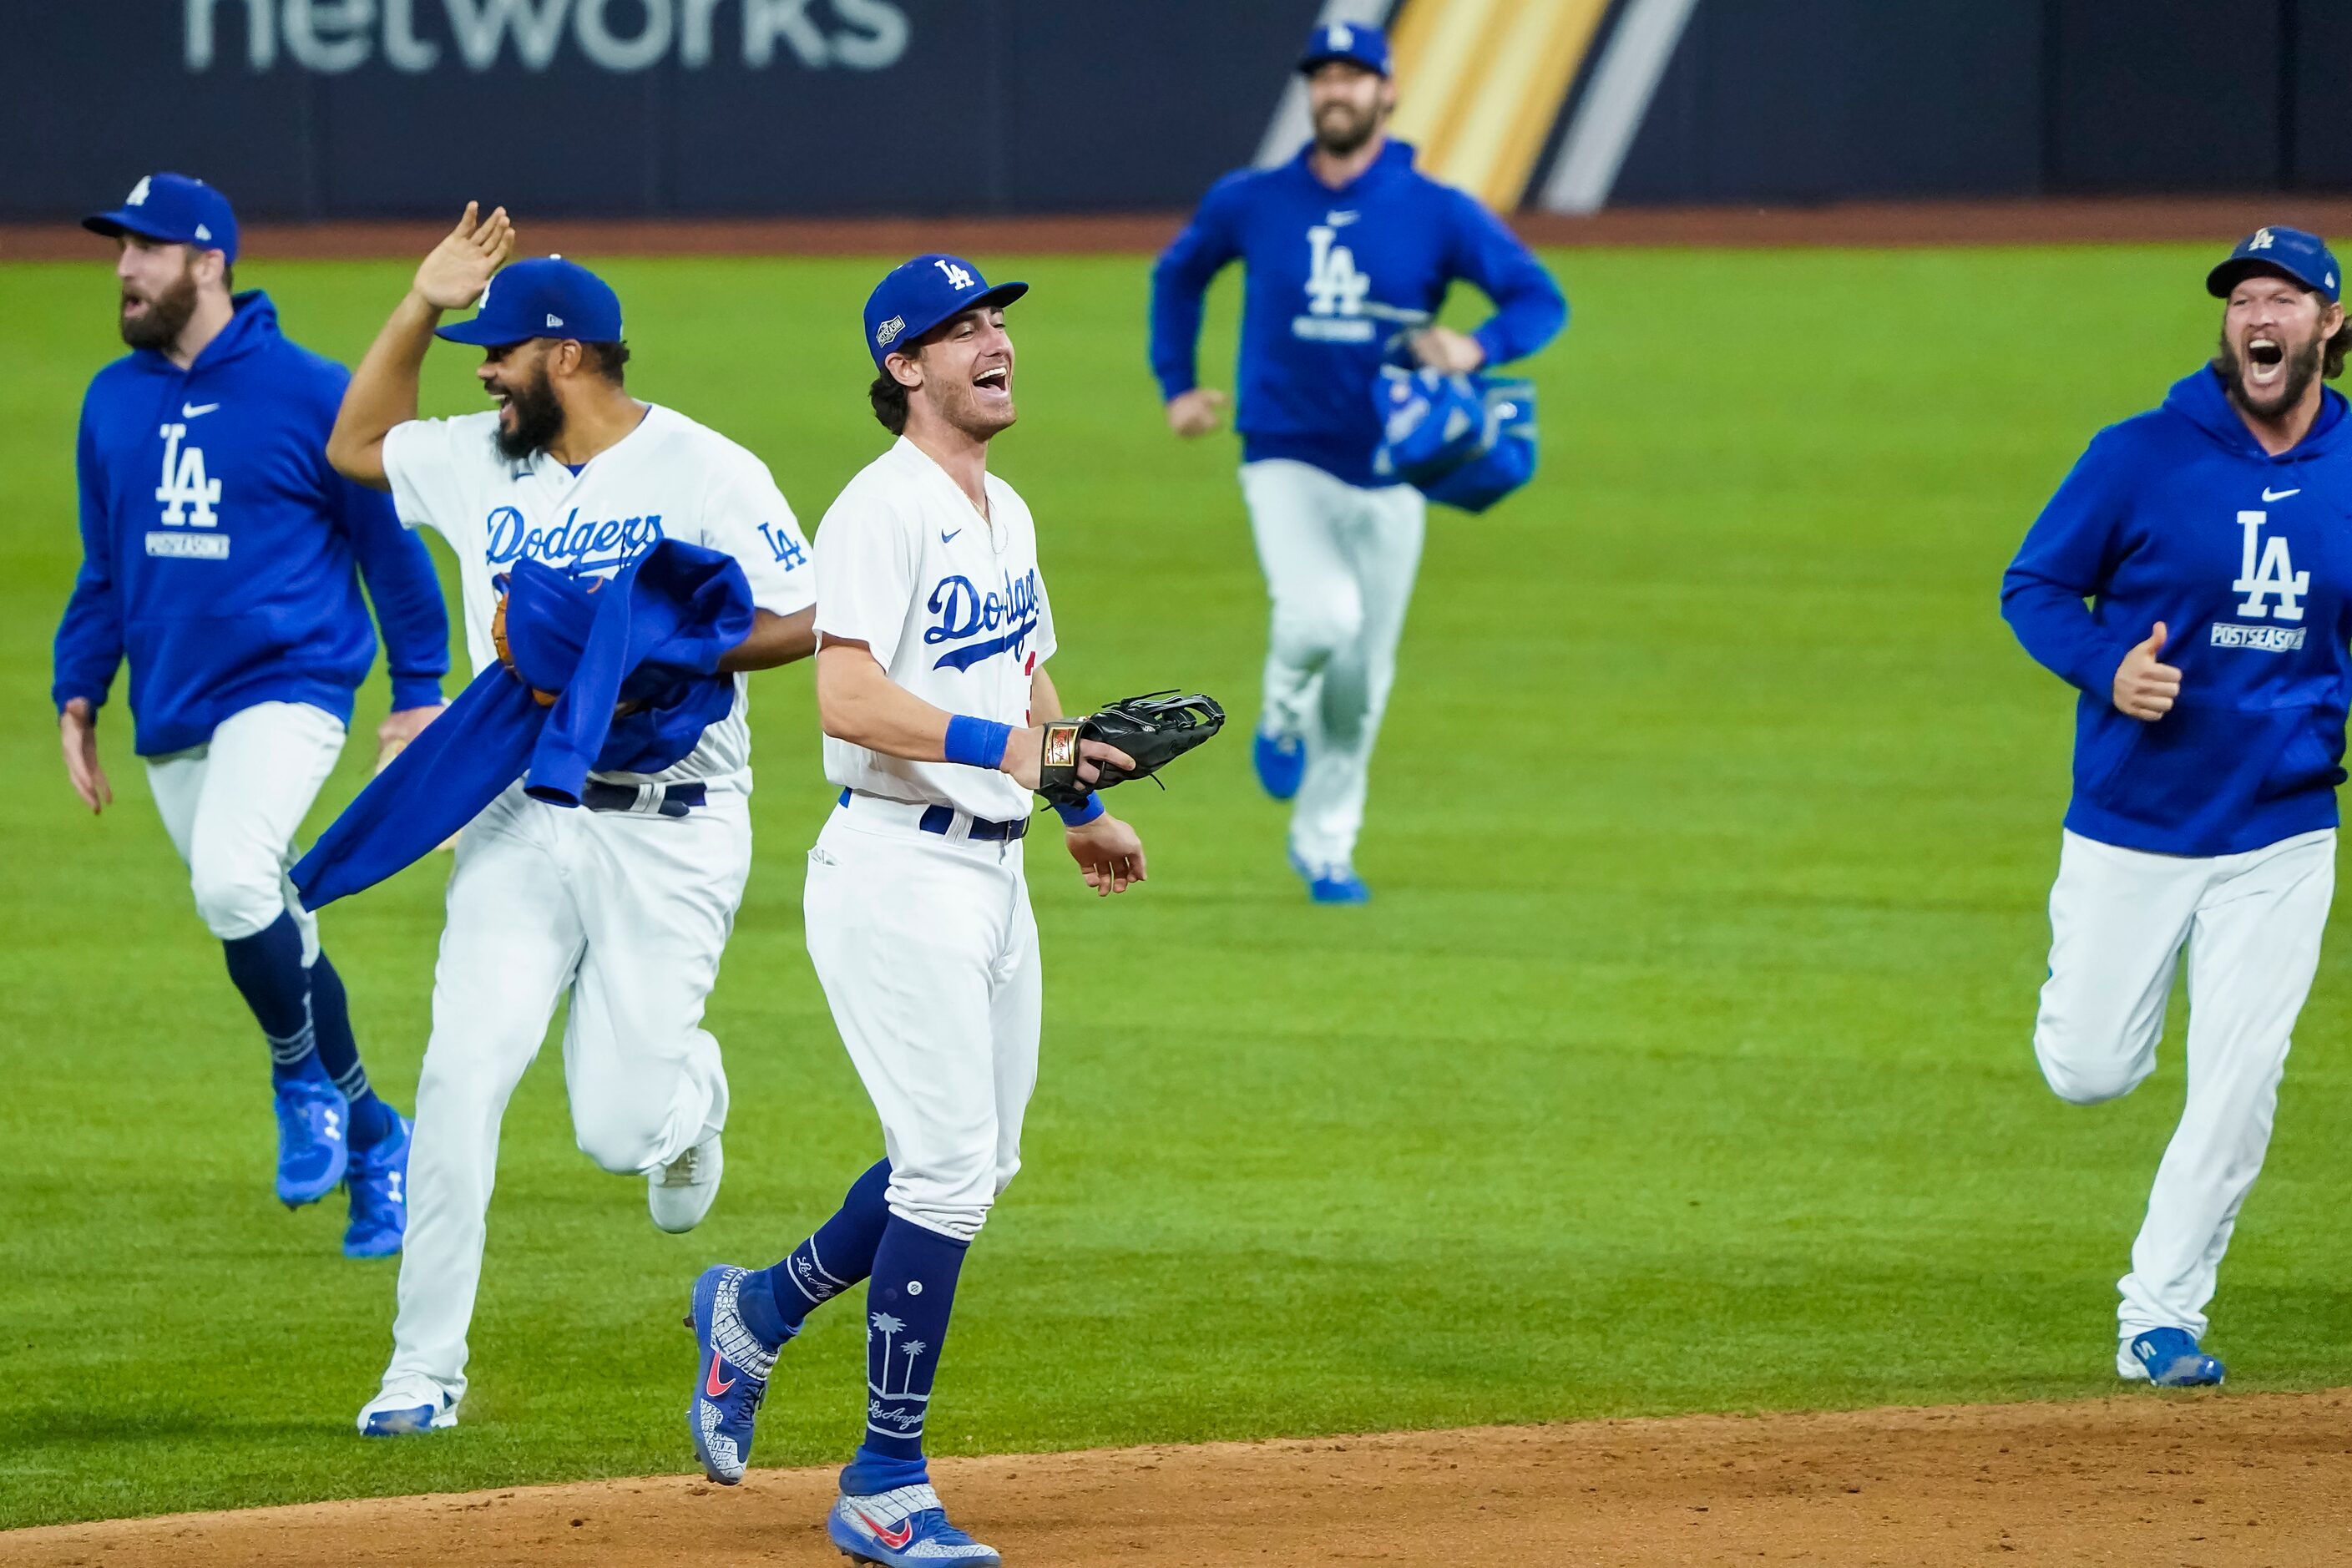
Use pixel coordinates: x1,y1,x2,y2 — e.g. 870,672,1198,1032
2004,227,2352,1388
53,174,451,1258
1151,20,1565,903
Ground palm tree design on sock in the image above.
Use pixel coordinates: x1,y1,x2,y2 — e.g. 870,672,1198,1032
869,1312,903,1373
864,1313,929,1438
898,1340,927,1395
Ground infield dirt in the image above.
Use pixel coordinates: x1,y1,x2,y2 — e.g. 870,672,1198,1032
8,1391,2349,1567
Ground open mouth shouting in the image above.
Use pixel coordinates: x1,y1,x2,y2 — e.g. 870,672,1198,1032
2244,334,2287,391
973,363,1011,403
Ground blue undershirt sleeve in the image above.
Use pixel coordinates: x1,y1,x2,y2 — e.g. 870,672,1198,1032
2001,433,2137,698
1149,175,1249,402
1446,192,1568,368
52,402,125,714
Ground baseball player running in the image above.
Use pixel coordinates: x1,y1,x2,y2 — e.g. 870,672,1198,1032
2004,225,2352,1387
53,173,450,1257
684,255,1147,1567
1150,19,1565,902
324,207,817,1434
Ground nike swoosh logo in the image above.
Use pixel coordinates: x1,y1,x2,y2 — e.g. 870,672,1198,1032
1327,210,1358,226
855,1510,915,1550
182,402,220,417
940,529,963,544
2263,487,2301,501
704,1357,736,1399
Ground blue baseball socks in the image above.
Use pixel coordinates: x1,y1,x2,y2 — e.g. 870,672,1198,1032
738,1158,893,1348
223,911,326,1091
842,1216,970,1493
307,951,399,1149
223,911,397,1148
730,1163,975,1490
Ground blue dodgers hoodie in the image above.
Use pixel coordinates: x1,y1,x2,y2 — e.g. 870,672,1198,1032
1150,139,1565,487
292,540,752,909
2004,367,2352,857
53,292,448,756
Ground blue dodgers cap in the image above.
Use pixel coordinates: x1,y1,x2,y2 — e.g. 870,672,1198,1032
436,256,624,347
1299,18,1390,76
83,173,239,263
863,254,1028,368
2208,225,2342,305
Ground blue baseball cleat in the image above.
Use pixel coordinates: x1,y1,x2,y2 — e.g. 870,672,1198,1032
274,1078,350,1207
342,1114,411,1259
357,1378,458,1435
1289,847,1370,904
828,1486,1000,1568
1252,725,1305,801
2126,1328,2225,1387
685,1265,779,1485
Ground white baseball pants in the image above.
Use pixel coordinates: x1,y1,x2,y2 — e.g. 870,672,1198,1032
144,700,346,951
381,781,747,1402
803,797,1041,1243
1240,458,1427,870
2032,827,2334,1358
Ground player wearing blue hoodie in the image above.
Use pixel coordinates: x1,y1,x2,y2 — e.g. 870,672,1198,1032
53,175,451,1258
2002,226,2352,1388
1151,20,1565,903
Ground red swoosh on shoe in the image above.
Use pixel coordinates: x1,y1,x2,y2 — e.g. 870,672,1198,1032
855,1510,915,1550
704,1357,736,1399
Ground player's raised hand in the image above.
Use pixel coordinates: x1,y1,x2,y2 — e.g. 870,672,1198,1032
2112,621,2182,721
1166,387,1227,438
413,201,516,311
59,698,113,815
1065,812,1147,898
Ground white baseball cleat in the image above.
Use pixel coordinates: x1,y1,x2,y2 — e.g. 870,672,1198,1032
650,1134,724,1233
357,1375,459,1436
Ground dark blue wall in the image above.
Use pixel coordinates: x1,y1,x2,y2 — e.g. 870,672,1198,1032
0,0,1321,221
1616,0,2345,205
6,0,2348,222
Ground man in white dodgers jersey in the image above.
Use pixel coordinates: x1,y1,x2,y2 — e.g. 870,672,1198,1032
681,255,1145,1568
323,206,817,1435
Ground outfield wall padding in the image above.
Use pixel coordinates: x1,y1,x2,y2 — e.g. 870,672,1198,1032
1,0,2344,222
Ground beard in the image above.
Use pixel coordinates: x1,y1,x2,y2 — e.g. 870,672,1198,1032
931,380,1017,442
2214,330,2324,421
119,266,199,352
493,366,566,460
1312,99,1382,158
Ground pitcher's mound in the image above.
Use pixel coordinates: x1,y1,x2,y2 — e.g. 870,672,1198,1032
9,1389,2350,1566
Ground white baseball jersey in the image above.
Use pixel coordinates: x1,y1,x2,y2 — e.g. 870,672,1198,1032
814,436,1056,822
382,403,812,787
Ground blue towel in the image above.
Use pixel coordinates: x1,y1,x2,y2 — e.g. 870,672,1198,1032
293,539,755,908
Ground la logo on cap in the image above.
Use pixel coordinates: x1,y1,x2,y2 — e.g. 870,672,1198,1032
2251,227,2277,250
127,175,152,206
1331,23,1352,47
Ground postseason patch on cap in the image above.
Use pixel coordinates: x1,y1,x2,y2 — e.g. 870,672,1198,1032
875,315,906,348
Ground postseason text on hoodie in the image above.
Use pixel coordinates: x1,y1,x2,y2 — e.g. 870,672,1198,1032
52,291,448,757
2004,366,2352,857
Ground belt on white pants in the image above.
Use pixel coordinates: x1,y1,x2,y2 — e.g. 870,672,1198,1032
836,788,1029,843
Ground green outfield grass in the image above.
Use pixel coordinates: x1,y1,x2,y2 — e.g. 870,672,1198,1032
3,242,2346,1530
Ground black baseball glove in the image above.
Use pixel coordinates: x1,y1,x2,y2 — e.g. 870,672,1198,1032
1037,691,1226,808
